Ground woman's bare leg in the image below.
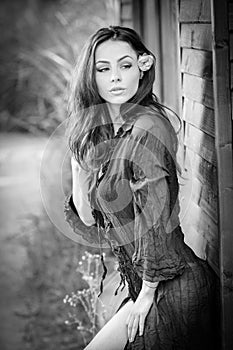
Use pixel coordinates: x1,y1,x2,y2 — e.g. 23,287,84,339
84,299,134,350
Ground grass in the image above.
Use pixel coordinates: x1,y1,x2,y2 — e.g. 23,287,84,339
17,210,103,350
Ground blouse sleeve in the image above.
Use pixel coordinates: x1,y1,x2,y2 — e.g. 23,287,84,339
129,118,185,283
64,193,106,245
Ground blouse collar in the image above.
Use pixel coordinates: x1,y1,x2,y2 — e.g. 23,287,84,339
114,119,135,138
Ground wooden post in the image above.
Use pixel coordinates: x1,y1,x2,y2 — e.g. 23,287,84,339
160,0,181,116
211,0,233,348
132,0,143,35
142,0,163,101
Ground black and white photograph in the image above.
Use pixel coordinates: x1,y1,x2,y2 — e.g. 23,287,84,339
0,0,232,349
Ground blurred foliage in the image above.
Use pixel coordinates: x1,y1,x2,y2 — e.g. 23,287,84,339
64,251,109,346
16,211,85,349
17,209,106,349
0,0,117,134
0,2,119,347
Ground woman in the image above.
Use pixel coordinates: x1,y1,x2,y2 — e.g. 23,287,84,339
64,26,218,350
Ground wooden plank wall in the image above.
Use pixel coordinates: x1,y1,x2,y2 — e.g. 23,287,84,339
179,0,219,273
119,0,219,273
229,0,233,118
212,0,233,348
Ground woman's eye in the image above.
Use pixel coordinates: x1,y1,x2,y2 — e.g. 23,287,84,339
121,64,132,69
96,67,109,72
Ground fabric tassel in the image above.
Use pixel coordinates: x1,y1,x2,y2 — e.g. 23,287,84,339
114,272,126,295
98,253,108,297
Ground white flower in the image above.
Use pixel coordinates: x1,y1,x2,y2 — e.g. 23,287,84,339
138,53,154,71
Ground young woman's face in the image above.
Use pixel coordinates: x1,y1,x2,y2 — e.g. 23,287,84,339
95,40,141,109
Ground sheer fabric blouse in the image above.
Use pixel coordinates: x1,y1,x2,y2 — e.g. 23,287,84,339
64,112,186,284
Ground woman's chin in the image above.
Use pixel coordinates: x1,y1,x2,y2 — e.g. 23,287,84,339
106,95,131,106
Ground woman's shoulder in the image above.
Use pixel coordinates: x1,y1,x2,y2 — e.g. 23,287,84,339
131,109,170,142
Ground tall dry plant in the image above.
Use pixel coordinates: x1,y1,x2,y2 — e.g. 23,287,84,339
63,251,108,346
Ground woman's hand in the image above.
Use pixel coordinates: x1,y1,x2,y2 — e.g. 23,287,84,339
126,282,158,343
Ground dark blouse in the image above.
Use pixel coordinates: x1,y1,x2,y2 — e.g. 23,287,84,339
64,112,218,349
65,113,185,279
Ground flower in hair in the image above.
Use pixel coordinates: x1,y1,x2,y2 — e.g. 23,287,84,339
138,53,154,71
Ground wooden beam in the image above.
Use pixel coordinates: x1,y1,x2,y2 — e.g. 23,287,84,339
183,98,215,136
184,122,216,164
211,0,233,349
179,0,211,22
181,48,212,79
160,0,181,115
230,33,233,60
231,62,233,90
182,73,214,108
185,147,218,188
180,23,212,50
191,176,218,222
181,190,219,272
229,2,233,30
132,0,143,35
142,0,162,100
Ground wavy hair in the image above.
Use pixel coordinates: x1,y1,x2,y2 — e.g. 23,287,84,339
66,26,181,171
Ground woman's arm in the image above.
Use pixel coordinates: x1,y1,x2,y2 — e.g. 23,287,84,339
71,157,96,226
125,117,183,342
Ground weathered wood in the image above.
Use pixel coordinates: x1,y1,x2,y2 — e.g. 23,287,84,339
229,3,233,30
143,0,162,100
185,152,217,202
211,0,233,348
181,199,219,272
191,177,218,222
199,179,218,221
206,242,220,275
231,62,233,90
196,209,218,247
183,221,207,258
179,0,211,22
132,0,143,35
184,122,216,164
232,91,233,119
185,147,218,190
182,73,214,108
181,48,212,79
183,98,215,136
230,33,233,60
180,23,212,50
160,0,181,114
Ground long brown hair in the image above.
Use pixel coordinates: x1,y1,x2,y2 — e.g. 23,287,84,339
66,26,181,171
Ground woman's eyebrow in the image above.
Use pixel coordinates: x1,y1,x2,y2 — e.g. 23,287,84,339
95,55,133,64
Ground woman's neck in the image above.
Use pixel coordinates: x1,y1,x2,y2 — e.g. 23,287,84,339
107,103,124,135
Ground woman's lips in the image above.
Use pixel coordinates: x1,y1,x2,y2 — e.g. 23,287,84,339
109,87,125,95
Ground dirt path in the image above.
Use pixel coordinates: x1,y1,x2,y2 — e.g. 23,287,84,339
0,132,127,350
0,132,47,350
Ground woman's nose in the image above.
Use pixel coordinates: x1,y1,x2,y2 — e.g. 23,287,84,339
111,68,121,82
